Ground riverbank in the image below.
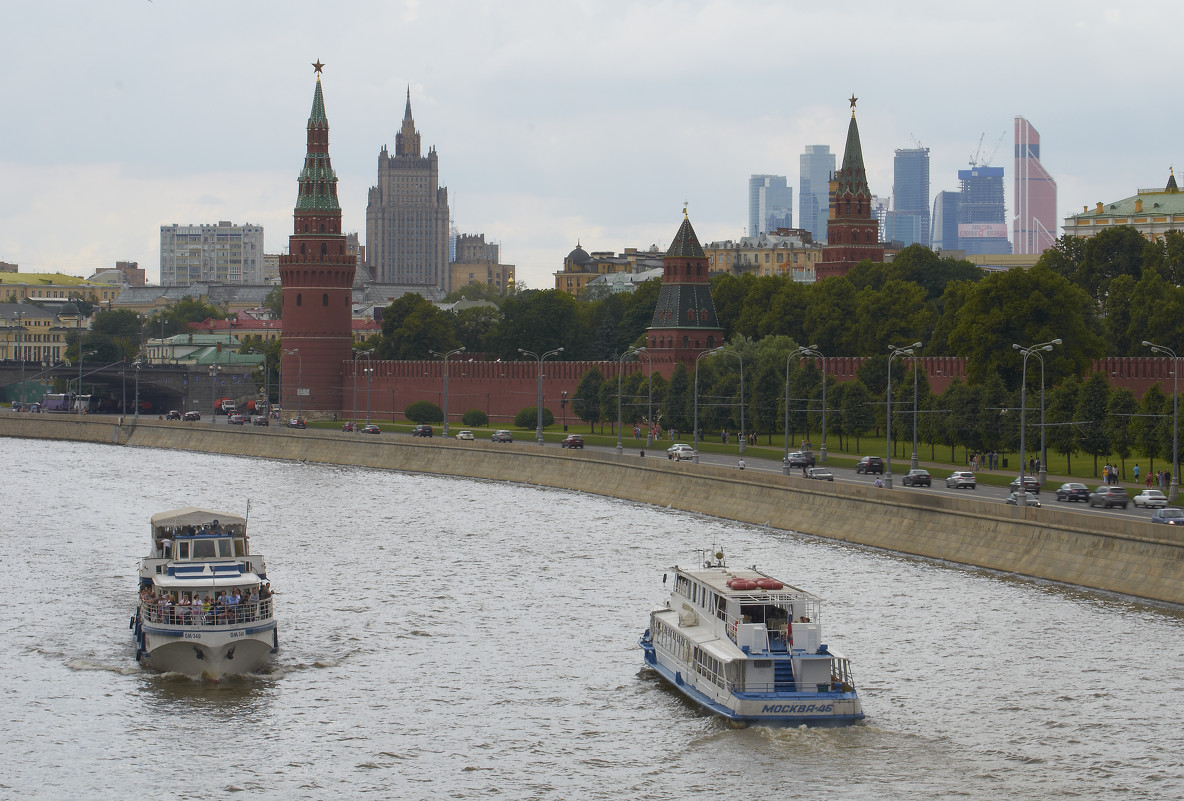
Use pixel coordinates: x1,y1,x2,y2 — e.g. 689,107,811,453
4,415,1183,605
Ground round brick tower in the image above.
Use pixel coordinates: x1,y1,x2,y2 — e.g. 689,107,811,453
279,62,355,417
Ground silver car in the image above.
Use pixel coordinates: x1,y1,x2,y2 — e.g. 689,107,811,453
945,471,976,489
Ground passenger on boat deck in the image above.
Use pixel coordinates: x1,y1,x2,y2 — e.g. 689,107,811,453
798,616,811,623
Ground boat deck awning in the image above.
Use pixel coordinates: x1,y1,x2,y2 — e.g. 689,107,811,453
154,564,260,589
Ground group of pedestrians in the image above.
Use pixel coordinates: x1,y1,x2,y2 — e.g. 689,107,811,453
139,584,272,626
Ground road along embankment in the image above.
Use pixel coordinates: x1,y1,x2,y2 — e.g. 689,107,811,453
5,416,1184,605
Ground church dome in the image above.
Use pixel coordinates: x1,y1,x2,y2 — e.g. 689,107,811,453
566,244,591,266
58,302,79,317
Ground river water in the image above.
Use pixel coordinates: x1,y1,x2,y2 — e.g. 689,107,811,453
2,436,1183,800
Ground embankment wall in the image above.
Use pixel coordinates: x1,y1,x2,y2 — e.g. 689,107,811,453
4,416,1183,605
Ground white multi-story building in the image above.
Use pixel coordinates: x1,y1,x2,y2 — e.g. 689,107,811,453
159,221,265,286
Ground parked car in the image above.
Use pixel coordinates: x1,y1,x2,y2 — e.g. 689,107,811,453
252,415,269,426
1088,486,1129,508
1150,507,1184,525
286,418,306,429
361,424,381,434
902,469,932,487
786,451,815,468
945,471,976,489
455,429,475,441
1133,489,1169,508
561,434,585,449
342,421,356,432
855,456,884,474
491,429,513,443
1006,491,1041,507
1054,482,1091,502
166,410,182,420
1009,476,1041,494
411,424,434,437
227,414,247,425
667,443,695,459
183,411,201,421
805,467,834,481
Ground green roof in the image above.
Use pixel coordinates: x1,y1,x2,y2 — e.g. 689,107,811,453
1069,186,1184,219
666,215,705,259
836,113,869,197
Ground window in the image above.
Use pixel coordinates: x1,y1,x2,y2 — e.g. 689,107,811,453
296,293,302,307
322,293,328,306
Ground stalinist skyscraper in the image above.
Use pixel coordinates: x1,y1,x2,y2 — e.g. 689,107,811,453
365,89,451,293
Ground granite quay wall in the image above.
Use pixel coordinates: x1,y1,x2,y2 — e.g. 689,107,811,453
4,416,1183,605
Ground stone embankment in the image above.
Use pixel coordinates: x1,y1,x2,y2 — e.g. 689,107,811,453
5,415,1183,605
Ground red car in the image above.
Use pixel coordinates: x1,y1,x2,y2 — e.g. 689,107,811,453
561,435,584,449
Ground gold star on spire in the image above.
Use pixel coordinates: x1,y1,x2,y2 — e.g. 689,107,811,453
849,94,858,116
312,59,325,75
683,200,689,218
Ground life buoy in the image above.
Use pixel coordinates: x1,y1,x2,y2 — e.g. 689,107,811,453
755,578,784,590
726,577,758,590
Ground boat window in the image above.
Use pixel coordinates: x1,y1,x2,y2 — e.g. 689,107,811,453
234,539,245,557
193,540,216,559
217,539,233,558
178,541,190,559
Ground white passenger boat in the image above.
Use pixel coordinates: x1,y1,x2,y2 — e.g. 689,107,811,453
131,507,278,679
639,549,863,726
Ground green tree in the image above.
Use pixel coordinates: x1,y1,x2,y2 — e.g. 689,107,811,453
1143,229,1184,286
514,406,554,429
839,380,874,453
488,289,586,360
453,305,502,353
751,361,783,446
940,379,979,463
263,286,283,319
1136,383,1168,473
801,278,859,355
461,409,489,427
1076,373,1112,476
574,367,604,432
1126,271,1184,355
1076,225,1147,307
662,362,691,437
405,400,443,423
377,293,459,359
1034,234,1087,283
88,308,143,360
1106,387,1138,479
1046,375,1082,474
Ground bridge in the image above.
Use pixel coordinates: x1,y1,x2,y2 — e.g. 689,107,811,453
0,360,261,415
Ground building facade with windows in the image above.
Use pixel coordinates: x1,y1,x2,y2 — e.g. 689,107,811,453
1013,117,1057,255
703,230,821,281
449,233,515,294
816,99,884,280
886,147,930,247
748,175,793,236
957,167,1011,255
1064,170,1184,242
159,221,265,286
800,145,835,245
554,244,664,297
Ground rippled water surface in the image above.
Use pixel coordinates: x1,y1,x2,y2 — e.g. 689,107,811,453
2,437,1183,800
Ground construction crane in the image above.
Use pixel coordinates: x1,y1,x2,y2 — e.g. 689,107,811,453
969,131,1006,168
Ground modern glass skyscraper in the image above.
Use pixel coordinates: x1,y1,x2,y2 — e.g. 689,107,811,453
800,145,835,244
931,191,961,251
1013,117,1057,255
748,175,792,236
886,147,930,247
957,167,1012,255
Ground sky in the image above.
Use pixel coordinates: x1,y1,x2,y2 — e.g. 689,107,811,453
4,1,1181,290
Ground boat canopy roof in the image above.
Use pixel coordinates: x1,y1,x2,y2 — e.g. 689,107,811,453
154,573,260,590
681,566,817,600
151,507,246,529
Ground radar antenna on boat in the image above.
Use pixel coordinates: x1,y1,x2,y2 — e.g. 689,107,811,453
701,546,726,569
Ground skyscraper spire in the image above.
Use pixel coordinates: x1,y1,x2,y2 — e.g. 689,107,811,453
404,85,413,122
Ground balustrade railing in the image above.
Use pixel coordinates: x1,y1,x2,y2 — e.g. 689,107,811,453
139,597,273,627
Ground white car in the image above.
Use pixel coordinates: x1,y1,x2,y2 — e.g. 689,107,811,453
667,443,695,460
1133,489,1169,508
455,430,475,441
945,471,977,489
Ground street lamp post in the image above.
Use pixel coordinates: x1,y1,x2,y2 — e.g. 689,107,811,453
910,353,921,470
519,346,563,445
886,342,921,488
1012,339,1060,506
616,346,640,455
283,348,302,422
76,347,96,417
208,363,221,423
12,312,27,408
352,349,373,430
364,353,374,426
134,360,142,419
1144,340,1179,501
785,345,826,473
561,390,568,432
634,347,654,449
430,346,465,436
693,346,724,464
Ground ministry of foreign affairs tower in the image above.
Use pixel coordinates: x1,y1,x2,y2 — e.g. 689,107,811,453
279,61,355,417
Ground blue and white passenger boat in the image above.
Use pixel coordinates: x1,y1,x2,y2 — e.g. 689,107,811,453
131,506,278,680
640,548,863,726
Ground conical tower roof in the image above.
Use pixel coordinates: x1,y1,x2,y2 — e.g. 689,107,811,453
836,112,869,197
666,213,705,259
296,70,339,212
308,76,328,129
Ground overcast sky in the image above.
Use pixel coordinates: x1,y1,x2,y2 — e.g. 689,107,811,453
4,1,1179,289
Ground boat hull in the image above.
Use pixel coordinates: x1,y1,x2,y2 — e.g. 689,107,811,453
640,636,863,727
137,618,277,680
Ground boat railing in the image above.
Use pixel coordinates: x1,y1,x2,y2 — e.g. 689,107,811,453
139,597,273,627
725,612,789,652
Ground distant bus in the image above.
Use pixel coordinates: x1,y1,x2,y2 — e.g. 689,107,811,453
71,394,100,414
40,393,73,413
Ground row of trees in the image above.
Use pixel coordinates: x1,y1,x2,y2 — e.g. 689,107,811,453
564,339,1177,477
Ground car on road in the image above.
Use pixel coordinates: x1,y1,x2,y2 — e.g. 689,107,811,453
902,469,932,487
1088,486,1129,508
361,424,381,434
855,456,884,474
1006,491,1041,507
1150,507,1184,525
183,411,201,421
1054,482,1090,502
1009,476,1041,494
286,418,306,429
805,467,834,481
1133,489,1169,508
411,424,434,437
166,410,182,420
455,429,475,441
227,414,247,425
561,434,584,449
945,471,976,489
667,443,695,459
342,421,356,432
786,451,815,468
491,429,513,443
252,415,269,426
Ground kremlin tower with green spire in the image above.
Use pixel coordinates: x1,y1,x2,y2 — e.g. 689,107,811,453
816,95,884,280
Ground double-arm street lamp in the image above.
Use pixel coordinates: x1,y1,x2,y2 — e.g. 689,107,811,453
430,346,465,436
693,346,725,464
77,348,97,417
1012,339,1061,506
283,348,302,421
885,342,921,488
910,348,924,470
717,348,745,455
1143,340,1179,501
616,346,642,454
519,346,563,445
352,348,374,430
784,344,827,474
12,311,27,407
208,363,221,423
635,347,654,449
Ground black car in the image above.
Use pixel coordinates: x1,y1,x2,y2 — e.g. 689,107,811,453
1055,482,1090,502
902,469,931,487
786,451,816,468
183,411,201,421
252,415,269,426
286,418,306,429
855,456,884,474
1009,476,1041,494
561,434,584,449
1151,508,1184,525
166,410,182,420
1088,486,1129,509
411,424,434,437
